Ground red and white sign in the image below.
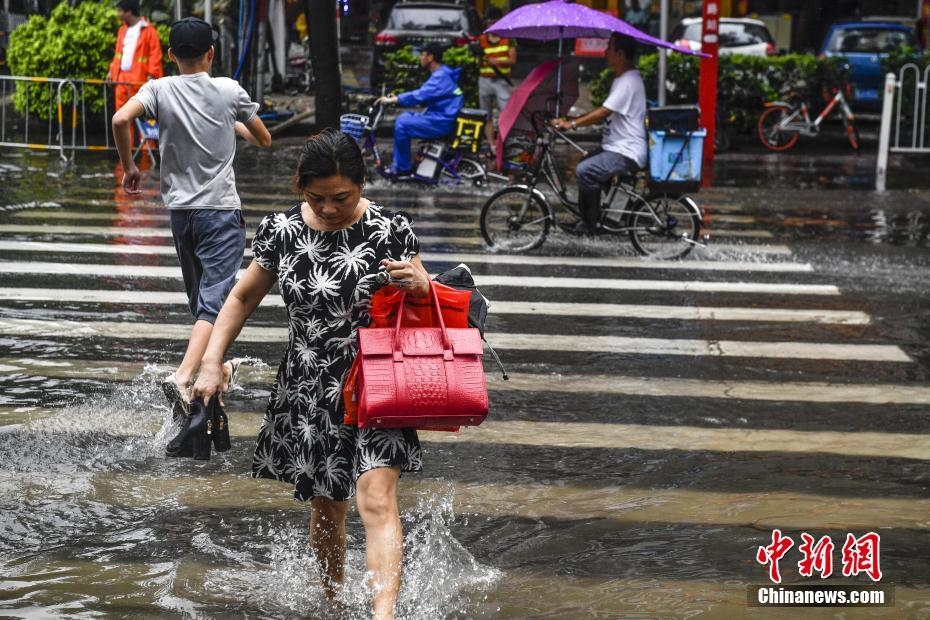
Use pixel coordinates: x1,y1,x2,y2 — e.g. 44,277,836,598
698,0,719,185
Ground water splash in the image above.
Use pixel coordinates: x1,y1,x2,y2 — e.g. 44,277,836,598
172,485,501,618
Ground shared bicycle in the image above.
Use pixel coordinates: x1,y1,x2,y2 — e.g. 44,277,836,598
757,76,860,152
479,113,704,259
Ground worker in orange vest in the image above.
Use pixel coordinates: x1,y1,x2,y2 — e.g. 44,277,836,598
106,0,164,112
478,8,516,152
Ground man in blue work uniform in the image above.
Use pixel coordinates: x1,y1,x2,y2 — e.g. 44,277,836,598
376,42,464,178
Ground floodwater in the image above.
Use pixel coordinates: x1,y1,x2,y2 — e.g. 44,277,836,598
1,140,930,619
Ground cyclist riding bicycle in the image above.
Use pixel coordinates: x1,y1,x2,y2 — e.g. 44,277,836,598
376,41,464,179
551,33,647,236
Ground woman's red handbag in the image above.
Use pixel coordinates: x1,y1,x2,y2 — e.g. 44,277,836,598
343,281,472,428
356,281,489,429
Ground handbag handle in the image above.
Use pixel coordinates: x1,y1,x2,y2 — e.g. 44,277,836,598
393,280,452,352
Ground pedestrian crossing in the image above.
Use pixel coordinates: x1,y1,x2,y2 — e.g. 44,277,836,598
0,177,927,617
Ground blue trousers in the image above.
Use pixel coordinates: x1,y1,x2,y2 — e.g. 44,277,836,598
575,149,638,226
393,112,455,173
170,209,246,323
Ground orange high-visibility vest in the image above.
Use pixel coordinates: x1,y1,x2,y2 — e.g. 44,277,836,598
479,34,513,79
108,19,164,109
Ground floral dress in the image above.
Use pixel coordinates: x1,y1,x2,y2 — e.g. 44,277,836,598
250,203,422,502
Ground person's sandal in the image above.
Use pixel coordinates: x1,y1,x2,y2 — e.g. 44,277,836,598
161,374,192,422
223,358,242,391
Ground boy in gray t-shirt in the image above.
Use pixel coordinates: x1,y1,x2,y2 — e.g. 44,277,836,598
112,17,271,418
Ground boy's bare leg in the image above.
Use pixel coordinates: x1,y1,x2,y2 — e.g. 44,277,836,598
174,319,214,386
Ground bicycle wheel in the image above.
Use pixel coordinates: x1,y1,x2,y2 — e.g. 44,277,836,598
758,105,800,152
628,193,701,259
844,116,861,152
480,187,551,252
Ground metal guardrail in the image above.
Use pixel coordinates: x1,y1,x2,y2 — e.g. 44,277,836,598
876,64,930,191
0,75,143,163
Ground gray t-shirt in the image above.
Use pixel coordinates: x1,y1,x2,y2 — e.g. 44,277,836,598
132,73,259,210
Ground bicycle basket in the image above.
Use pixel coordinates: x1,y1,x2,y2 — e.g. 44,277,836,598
340,114,369,142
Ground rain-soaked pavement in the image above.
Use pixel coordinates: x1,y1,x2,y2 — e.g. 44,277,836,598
0,135,929,619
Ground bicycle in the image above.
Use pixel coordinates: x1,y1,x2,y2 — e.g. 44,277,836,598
340,101,489,188
479,112,704,259
757,78,860,152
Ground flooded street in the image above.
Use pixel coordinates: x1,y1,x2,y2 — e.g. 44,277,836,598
1,139,930,619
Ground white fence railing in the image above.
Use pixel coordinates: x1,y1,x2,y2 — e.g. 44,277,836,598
0,75,139,163
876,64,930,191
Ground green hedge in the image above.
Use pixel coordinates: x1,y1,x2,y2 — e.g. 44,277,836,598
8,2,170,121
381,44,479,108
590,53,848,132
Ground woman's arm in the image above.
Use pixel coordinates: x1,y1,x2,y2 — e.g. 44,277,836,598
193,261,276,404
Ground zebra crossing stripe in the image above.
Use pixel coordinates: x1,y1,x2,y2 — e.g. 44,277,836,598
2,362,924,403
0,222,775,239
0,317,908,361
474,275,838,295
82,471,930,529
419,420,930,460
489,302,868,324
0,222,482,234
4,410,925,460
0,289,869,324
419,252,813,272
0,233,811,271
491,333,910,362
0,262,833,294
491,372,929,404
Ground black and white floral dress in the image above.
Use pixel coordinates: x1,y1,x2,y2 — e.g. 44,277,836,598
250,202,422,502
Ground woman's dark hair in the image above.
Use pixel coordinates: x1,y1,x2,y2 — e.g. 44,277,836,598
293,128,366,191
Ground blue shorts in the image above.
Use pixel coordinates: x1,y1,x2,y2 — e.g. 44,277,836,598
170,209,246,323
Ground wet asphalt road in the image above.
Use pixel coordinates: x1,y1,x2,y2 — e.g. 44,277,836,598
0,138,929,617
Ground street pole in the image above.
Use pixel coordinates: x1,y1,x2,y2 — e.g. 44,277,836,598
875,72,896,192
658,0,668,106
698,0,719,187
305,0,342,128
174,0,182,22
204,0,211,27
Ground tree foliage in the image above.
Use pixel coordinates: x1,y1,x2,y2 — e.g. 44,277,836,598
589,52,848,132
7,2,169,121
382,44,479,108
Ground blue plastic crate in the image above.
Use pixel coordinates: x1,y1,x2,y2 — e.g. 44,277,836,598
648,129,706,187
339,114,369,142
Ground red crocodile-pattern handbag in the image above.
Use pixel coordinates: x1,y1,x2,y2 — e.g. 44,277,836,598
357,282,489,429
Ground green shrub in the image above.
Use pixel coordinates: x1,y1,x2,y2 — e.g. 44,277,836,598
382,44,479,108
8,2,170,122
589,52,848,132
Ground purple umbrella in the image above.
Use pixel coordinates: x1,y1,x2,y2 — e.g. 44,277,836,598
485,0,705,56
486,0,706,114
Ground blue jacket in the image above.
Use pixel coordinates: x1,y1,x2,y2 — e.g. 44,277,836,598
396,65,464,120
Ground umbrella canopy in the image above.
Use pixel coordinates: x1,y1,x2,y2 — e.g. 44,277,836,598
495,59,579,170
486,0,706,57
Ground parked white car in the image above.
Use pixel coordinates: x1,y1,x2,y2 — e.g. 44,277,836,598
671,17,777,56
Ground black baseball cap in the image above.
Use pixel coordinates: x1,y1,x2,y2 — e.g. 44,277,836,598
169,17,218,59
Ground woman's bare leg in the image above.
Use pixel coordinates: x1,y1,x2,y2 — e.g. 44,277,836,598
309,497,349,601
356,466,403,620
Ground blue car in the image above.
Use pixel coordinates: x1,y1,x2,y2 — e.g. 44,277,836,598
821,21,920,108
